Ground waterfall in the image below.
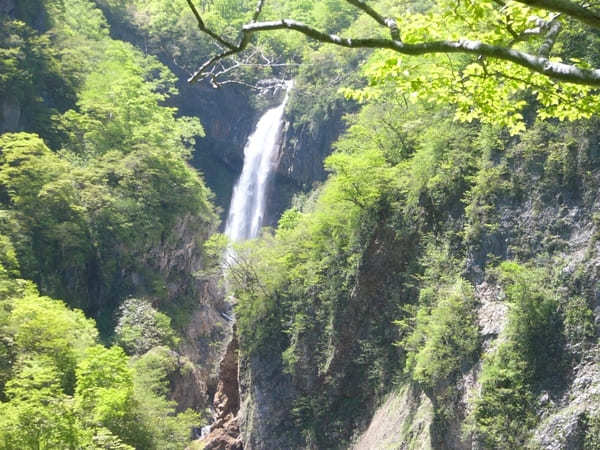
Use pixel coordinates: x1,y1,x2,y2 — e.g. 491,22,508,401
205,83,292,446
224,82,292,242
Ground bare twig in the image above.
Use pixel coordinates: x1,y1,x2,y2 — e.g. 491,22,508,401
252,0,266,22
345,0,401,40
507,13,562,50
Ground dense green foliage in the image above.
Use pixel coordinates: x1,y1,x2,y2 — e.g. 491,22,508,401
3,0,600,448
0,0,218,447
224,40,600,448
471,262,562,447
0,288,199,449
115,298,178,355
401,278,480,392
0,0,218,332
0,17,75,146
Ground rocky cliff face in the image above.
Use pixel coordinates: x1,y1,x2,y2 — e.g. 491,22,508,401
264,82,355,228
179,80,258,213
353,127,600,449
237,351,301,449
135,212,232,415
202,328,244,450
0,0,15,16
229,211,415,449
228,121,600,449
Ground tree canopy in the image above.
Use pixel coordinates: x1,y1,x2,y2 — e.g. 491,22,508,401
186,0,600,132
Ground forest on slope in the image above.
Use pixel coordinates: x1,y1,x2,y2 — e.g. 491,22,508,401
1,0,600,449
0,0,225,448
195,1,600,449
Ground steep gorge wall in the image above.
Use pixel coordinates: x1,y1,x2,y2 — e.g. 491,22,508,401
176,79,258,213
265,83,355,228
230,208,417,449
233,122,600,449
0,2,244,418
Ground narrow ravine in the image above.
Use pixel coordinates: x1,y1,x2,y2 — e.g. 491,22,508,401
201,82,292,450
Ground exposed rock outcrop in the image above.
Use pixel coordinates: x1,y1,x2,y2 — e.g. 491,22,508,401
168,355,207,413
201,328,243,450
138,213,231,415
182,81,258,211
264,85,354,228
176,280,230,414
352,385,433,450
238,352,300,450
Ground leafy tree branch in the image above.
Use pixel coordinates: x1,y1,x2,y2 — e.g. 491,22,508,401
185,0,600,87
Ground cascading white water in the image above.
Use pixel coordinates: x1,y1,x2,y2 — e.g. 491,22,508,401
224,82,292,242
206,83,292,443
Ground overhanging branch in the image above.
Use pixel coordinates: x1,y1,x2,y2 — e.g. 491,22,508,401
185,0,600,87
345,0,388,27
344,0,401,40
511,0,600,29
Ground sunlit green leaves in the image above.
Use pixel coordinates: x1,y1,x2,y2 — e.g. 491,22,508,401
401,278,480,390
48,0,110,40
351,46,600,135
9,294,98,393
57,40,203,159
0,290,198,449
0,356,79,450
115,299,178,356
338,1,600,134
324,148,393,208
471,262,562,447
